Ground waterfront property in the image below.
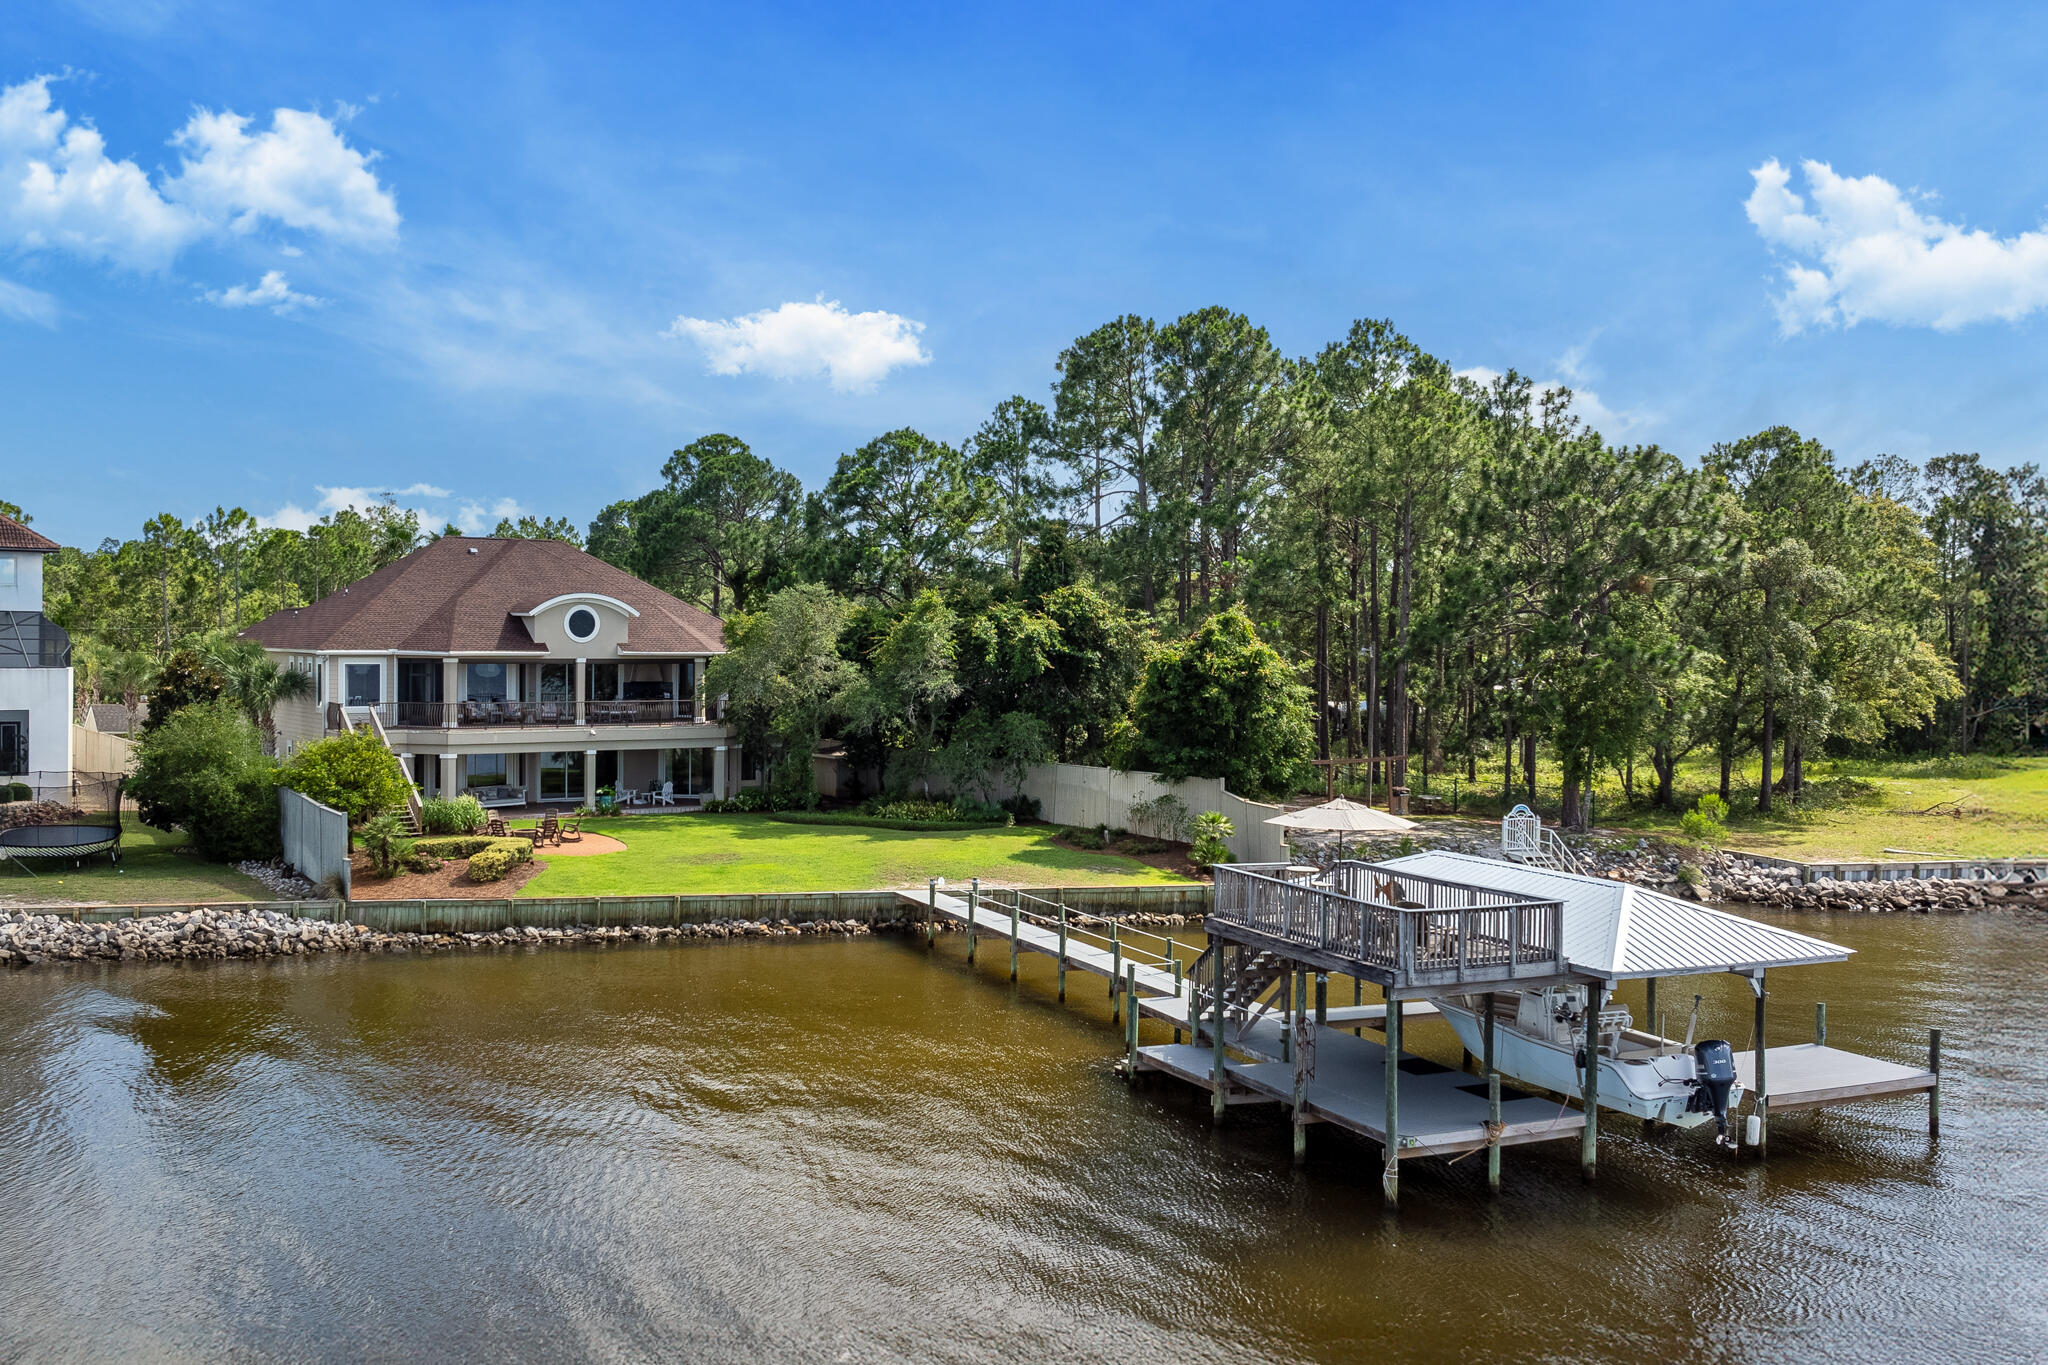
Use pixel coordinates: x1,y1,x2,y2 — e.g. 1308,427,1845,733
243,535,747,808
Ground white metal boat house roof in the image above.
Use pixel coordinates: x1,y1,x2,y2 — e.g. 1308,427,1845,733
1377,851,1852,982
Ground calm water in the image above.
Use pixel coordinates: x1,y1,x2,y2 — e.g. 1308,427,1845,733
1,911,2043,1364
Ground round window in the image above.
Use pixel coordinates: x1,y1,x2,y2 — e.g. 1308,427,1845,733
566,607,599,641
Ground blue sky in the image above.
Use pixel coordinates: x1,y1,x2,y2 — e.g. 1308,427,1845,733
6,2,2048,547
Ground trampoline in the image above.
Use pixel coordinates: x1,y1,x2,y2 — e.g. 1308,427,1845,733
0,772,125,875
0,820,122,869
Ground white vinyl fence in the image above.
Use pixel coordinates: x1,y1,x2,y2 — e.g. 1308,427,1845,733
280,787,350,898
1016,762,1290,864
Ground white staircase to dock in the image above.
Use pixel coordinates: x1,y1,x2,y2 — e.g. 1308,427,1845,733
1501,804,1580,873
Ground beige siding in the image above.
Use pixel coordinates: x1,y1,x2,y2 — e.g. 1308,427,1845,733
272,693,323,757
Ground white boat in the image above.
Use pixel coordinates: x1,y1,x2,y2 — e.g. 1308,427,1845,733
1432,987,1743,1138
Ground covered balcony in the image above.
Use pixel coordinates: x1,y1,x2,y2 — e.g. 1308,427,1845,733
329,656,721,733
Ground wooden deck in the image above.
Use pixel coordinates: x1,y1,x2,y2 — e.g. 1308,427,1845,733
1735,1043,1938,1112
1137,1027,1585,1159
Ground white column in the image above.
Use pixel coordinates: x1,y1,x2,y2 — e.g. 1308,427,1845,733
713,745,728,799
441,656,460,729
438,753,457,799
574,658,587,724
583,748,597,807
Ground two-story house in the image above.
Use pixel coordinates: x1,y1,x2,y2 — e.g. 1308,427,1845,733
244,535,745,807
0,511,71,779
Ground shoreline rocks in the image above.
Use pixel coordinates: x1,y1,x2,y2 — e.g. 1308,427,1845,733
0,905,1205,970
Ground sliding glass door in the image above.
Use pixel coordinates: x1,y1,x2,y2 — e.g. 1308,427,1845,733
539,750,585,800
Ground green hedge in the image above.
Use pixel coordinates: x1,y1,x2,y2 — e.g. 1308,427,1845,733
766,811,1011,832
406,835,534,862
467,844,524,882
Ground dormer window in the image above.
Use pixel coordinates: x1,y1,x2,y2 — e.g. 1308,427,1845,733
566,607,599,642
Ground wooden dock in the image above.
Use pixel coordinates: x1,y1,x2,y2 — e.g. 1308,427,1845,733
1734,1043,1938,1112
1136,1028,1584,1160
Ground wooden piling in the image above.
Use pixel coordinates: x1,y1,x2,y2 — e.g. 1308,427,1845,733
1582,986,1602,1181
1211,948,1228,1124
966,878,978,963
1124,965,1140,1074
1815,1000,1826,1047
1753,972,1768,1159
1008,896,1019,981
1483,991,1496,1078
926,879,936,948
1383,996,1401,1206
1292,970,1312,1165
1056,898,1068,1001
1929,1026,1941,1138
1110,922,1122,1014
1315,972,1328,1027
1281,970,1294,1064
1645,977,1657,1045
1487,1070,1502,1193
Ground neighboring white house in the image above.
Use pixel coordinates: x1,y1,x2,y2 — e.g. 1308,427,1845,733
242,534,747,807
0,511,73,779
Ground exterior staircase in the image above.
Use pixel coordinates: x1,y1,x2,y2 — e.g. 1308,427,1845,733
1501,804,1582,874
338,705,423,834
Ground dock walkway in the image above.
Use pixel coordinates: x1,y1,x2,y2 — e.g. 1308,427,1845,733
1735,1043,1937,1111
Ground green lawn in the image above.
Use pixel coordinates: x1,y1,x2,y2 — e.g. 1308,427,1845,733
1418,752,2048,861
518,814,1196,896
0,815,274,906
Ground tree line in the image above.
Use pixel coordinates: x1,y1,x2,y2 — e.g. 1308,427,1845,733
29,309,2048,826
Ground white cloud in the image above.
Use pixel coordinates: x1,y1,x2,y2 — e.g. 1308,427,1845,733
0,74,398,273
259,482,459,533
169,105,398,246
665,296,931,391
1745,157,2048,333
205,269,324,314
0,276,57,326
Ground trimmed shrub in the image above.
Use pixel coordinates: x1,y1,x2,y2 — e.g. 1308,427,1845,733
420,794,487,835
4,782,29,802
467,844,521,882
409,835,532,862
1060,825,1107,850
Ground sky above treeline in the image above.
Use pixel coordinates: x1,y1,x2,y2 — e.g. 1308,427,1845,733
5,2,2048,547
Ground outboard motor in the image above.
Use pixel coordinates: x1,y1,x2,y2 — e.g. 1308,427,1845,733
1688,1039,1738,1147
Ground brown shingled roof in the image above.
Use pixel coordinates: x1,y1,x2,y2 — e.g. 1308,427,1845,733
0,512,59,553
240,536,725,655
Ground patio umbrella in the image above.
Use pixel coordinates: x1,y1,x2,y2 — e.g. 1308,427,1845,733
1264,796,1418,858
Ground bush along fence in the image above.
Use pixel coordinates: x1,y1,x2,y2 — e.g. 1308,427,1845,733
0,884,1216,966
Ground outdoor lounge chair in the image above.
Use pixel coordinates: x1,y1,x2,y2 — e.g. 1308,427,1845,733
539,811,561,845
560,818,582,843
654,781,675,807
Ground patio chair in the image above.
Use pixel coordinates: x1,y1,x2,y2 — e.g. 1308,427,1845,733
560,818,582,843
540,811,561,845
485,815,508,837
654,781,676,807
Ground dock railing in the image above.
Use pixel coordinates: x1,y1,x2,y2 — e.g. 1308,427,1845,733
1211,862,1564,988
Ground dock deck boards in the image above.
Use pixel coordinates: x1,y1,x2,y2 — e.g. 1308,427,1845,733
1138,1026,1584,1158
1735,1043,1937,1111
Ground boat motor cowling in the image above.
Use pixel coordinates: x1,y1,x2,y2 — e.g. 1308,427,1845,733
1689,1039,1737,1146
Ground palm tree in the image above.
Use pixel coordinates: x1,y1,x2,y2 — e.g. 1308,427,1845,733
205,638,315,754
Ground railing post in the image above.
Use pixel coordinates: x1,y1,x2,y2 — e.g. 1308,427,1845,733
1110,920,1122,1010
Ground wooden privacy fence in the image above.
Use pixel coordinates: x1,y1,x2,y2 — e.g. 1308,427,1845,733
35,883,1215,933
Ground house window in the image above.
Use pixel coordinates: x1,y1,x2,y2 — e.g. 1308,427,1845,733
539,663,572,702
0,718,23,774
344,663,382,706
465,662,507,701
466,753,508,787
539,750,585,800
0,556,14,588
666,747,712,794
588,662,619,699
566,607,599,642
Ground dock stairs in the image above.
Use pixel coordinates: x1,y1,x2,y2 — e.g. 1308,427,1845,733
1500,804,1580,873
336,704,423,834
